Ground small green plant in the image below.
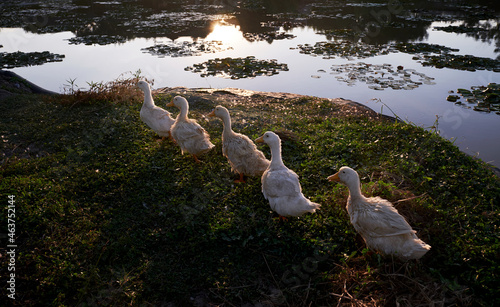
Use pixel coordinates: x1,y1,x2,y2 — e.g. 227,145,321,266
63,77,80,95
86,80,105,93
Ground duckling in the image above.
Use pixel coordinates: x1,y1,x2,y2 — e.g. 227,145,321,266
208,105,270,183
136,81,175,141
166,96,214,162
328,166,431,260
255,131,320,217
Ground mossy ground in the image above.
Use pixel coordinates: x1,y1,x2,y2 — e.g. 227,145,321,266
0,84,499,306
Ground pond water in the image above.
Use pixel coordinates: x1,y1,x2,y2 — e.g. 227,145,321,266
1,0,499,167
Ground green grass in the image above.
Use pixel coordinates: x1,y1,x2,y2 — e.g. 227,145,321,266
1,88,499,306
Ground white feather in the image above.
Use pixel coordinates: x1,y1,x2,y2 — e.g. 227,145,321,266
331,166,431,260
257,131,320,217
210,106,269,177
169,96,214,156
137,81,174,137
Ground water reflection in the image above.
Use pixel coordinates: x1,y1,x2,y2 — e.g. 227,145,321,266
206,20,243,43
1,0,498,46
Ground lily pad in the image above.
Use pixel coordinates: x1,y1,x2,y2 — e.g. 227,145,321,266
420,54,500,72
449,83,500,115
327,62,435,90
457,88,472,96
67,35,127,45
296,41,394,59
243,31,295,43
296,40,500,73
142,40,231,57
393,42,459,54
185,56,288,79
318,28,358,40
0,51,65,69
296,41,464,62
434,25,489,34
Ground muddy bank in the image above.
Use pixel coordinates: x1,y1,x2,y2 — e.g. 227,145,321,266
0,69,58,98
154,86,396,122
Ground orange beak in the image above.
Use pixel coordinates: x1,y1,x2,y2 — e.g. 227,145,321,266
327,172,340,182
166,100,175,107
207,110,216,117
255,136,264,143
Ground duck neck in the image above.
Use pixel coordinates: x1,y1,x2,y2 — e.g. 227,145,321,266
347,178,364,201
143,87,155,107
269,140,285,169
178,103,189,121
221,114,234,138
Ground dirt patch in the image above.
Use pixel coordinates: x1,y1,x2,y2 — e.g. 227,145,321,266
154,86,392,121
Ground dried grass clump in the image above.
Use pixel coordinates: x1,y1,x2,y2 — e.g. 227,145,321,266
57,70,152,106
329,255,472,307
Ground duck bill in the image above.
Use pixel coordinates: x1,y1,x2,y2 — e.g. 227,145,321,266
207,110,216,117
327,172,340,182
166,100,175,107
255,136,264,143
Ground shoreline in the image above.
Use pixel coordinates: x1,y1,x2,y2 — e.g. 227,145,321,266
2,70,499,176
0,70,59,97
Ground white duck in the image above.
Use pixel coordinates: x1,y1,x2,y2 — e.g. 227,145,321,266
208,105,270,183
166,96,214,162
255,131,320,217
328,166,431,260
136,81,175,141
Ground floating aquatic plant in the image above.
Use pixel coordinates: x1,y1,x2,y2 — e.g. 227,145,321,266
296,40,500,74
295,41,394,59
392,43,500,72
0,51,65,69
318,28,358,40
185,56,288,79
260,19,304,30
393,42,459,54
434,25,489,34
142,40,231,57
243,31,295,43
67,35,127,45
296,41,461,60
418,54,500,72
448,83,500,115
321,62,435,91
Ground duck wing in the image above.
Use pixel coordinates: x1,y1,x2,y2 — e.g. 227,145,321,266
223,134,269,175
223,134,249,156
262,168,301,200
173,119,207,141
352,197,415,238
141,106,174,134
